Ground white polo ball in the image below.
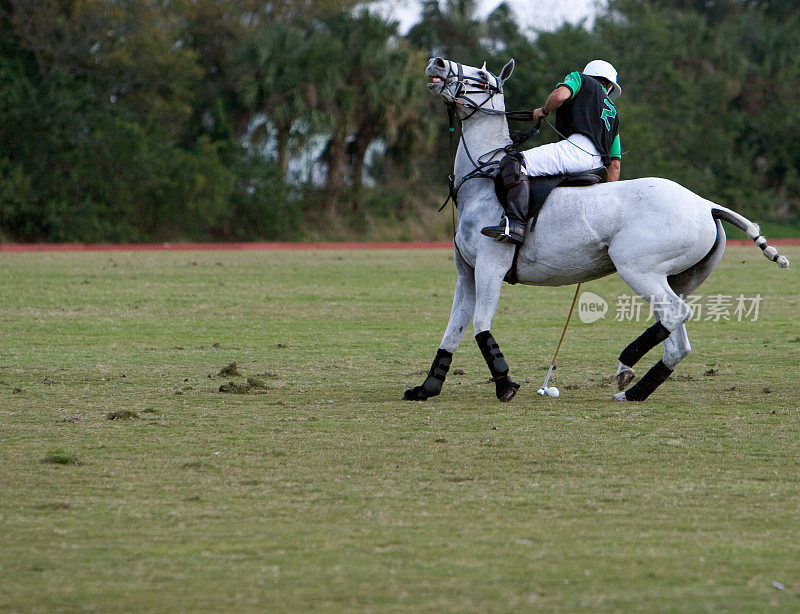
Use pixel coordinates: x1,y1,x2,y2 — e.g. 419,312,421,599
547,386,560,397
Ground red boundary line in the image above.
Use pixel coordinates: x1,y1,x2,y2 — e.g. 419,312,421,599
1,239,799,253
0,241,455,253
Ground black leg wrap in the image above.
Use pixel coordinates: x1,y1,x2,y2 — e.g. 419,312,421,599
475,331,519,401
619,322,671,367
422,348,452,396
623,360,673,401
403,348,452,401
475,331,508,377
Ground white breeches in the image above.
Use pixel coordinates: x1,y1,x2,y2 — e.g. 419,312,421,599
520,134,604,177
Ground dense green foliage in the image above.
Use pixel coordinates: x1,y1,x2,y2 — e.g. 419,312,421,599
0,0,798,242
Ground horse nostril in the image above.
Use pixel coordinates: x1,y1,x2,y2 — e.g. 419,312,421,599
435,58,446,68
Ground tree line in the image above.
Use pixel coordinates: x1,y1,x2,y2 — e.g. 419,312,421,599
1,0,798,243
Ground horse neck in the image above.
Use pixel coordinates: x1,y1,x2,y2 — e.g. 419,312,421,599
454,111,511,180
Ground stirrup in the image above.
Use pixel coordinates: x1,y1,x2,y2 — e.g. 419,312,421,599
481,216,525,245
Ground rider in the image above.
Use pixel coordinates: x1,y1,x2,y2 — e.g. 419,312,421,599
481,60,623,245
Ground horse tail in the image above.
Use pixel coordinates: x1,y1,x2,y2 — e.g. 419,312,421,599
711,206,790,269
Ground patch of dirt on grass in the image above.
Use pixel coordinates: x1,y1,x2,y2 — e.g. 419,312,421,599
57,416,82,424
40,450,81,465
181,461,212,471
32,502,71,510
219,381,243,393
218,378,270,394
217,362,240,377
107,410,139,420
704,368,719,376
585,376,614,388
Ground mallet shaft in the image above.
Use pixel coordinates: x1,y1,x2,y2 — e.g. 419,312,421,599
550,283,581,366
539,283,581,393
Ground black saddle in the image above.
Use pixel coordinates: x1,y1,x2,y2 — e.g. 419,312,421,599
498,167,607,286
529,167,607,229
494,166,608,232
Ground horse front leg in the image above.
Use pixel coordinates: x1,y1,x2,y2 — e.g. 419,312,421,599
403,250,476,401
473,256,519,402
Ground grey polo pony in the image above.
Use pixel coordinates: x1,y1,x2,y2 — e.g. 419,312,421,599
403,57,789,402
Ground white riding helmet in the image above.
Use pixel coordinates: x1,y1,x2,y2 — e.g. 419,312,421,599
583,60,622,99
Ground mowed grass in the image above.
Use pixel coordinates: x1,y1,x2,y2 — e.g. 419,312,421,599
1,244,799,612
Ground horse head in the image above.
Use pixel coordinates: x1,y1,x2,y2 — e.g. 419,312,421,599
426,57,515,118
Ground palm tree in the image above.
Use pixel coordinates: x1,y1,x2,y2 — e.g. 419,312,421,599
234,21,336,180
320,10,436,198
407,0,486,64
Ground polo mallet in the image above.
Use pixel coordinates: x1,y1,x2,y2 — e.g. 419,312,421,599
537,283,582,396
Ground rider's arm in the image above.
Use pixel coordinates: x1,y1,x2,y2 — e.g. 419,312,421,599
607,133,621,181
607,159,620,182
532,85,572,120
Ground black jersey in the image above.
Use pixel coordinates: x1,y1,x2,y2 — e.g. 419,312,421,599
555,72,620,166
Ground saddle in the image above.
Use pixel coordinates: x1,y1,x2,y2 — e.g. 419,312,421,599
499,166,608,285
495,166,608,233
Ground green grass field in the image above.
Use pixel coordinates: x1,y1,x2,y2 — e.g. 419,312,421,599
1,245,799,612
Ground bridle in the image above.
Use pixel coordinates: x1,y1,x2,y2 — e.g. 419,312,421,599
442,60,505,120
437,60,539,212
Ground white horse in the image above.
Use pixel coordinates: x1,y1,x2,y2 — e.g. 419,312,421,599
404,57,789,402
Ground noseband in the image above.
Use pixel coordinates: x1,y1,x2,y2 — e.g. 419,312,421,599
443,61,504,121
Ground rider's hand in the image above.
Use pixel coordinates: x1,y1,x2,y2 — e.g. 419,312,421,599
532,107,549,119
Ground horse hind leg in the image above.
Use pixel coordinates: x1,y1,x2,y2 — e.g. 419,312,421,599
615,321,671,390
615,321,692,390
662,324,691,370
613,220,724,393
615,218,723,395
612,271,693,401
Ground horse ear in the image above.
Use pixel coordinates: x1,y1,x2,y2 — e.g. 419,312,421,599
499,59,515,83
481,61,487,72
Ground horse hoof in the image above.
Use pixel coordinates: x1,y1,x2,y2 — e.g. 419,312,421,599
496,379,520,402
616,367,635,391
403,386,429,401
613,391,628,401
